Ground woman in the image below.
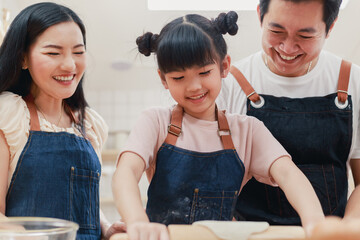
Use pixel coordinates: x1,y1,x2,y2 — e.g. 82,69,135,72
0,2,123,239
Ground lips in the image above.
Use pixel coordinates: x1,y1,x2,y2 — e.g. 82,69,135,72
276,50,303,62
188,92,207,100
53,74,75,82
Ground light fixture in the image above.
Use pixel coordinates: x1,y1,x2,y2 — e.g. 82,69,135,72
148,0,351,11
340,0,350,9
148,0,257,11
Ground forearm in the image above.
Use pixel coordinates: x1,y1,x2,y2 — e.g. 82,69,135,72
344,185,360,219
344,158,360,219
270,157,324,227
112,162,148,225
281,168,324,224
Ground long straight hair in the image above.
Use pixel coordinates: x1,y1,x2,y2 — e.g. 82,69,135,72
0,2,88,133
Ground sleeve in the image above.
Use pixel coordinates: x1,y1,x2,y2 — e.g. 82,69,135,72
349,64,360,159
84,107,109,164
119,107,168,170
0,92,30,162
249,118,291,186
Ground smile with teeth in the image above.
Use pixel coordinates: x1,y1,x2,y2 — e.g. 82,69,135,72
53,75,75,81
279,53,299,61
188,92,207,100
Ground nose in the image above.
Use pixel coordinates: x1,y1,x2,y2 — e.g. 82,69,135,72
187,76,202,92
279,37,300,54
61,54,76,71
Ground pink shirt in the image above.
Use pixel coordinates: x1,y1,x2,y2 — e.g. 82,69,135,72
120,106,290,189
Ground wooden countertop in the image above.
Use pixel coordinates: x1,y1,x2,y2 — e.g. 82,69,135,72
110,225,305,240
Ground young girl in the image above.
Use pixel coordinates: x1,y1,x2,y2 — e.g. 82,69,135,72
112,11,324,240
0,3,124,239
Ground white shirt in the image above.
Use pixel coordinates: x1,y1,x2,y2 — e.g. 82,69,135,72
217,50,360,160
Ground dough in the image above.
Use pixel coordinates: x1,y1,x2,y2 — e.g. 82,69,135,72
193,221,269,240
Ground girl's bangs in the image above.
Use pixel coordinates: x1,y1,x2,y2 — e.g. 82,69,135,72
157,25,216,73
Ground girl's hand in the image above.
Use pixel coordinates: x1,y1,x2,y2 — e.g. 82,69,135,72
127,222,169,240
102,220,127,240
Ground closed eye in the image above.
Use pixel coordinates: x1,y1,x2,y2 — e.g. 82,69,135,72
47,52,60,56
299,35,313,39
74,51,85,55
200,70,211,75
270,30,283,34
172,76,184,80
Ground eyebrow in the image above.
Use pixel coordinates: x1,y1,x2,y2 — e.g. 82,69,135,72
42,44,85,49
268,22,317,34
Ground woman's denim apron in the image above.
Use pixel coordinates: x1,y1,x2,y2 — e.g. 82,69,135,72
6,95,101,240
229,60,353,225
146,105,245,225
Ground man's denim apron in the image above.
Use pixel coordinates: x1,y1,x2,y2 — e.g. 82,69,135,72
6,95,101,240
146,105,245,225
229,60,353,225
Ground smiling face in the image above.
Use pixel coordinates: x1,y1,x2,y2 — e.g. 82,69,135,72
260,0,332,77
160,56,230,121
24,21,86,100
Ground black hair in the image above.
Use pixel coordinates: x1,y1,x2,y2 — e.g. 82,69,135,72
0,2,88,133
136,11,238,73
259,0,342,34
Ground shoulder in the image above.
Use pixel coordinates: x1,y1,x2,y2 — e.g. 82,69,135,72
224,111,264,132
0,92,30,156
0,91,27,113
0,92,29,130
138,106,172,124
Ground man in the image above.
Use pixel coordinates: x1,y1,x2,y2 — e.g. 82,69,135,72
217,0,360,225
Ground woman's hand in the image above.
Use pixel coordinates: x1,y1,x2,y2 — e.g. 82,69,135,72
127,222,169,240
101,220,127,240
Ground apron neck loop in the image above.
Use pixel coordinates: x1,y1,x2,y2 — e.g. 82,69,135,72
23,94,79,131
230,65,260,103
165,104,235,149
337,60,352,103
23,94,41,131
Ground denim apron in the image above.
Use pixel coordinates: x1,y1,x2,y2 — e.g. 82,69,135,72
229,60,353,225
6,95,101,240
146,105,245,225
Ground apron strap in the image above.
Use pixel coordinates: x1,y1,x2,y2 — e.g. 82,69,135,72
165,104,235,149
165,105,183,145
217,108,235,150
337,60,352,103
230,65,260,103
23,94,41,131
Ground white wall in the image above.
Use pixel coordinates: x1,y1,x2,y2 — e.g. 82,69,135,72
10,0,360,143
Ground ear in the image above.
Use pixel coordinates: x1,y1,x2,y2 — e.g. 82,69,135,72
326,17,337,39
158,69,168,89
257,4,262,26
22,55,28,70
220,55,231,78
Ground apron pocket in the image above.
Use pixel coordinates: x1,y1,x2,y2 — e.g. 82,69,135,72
298,164,343,215
190,189,238,223
70,166,100,229
265,164,342,217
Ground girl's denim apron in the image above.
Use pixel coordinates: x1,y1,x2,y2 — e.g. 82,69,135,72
146,105,245,225
6,95,101,240
229,60,353,225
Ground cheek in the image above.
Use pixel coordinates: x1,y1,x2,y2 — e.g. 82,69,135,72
262,32,278,48
301,40,323,56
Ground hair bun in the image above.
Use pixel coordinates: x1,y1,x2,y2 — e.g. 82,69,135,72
136,32,159,56
213,11,238,36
